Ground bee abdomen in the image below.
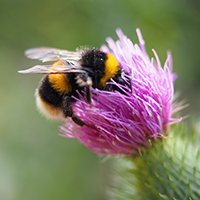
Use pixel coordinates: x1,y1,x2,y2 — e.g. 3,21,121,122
35,90,64,120
38,75,63,107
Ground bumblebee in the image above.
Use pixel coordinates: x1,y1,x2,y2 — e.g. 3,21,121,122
18,47,130,126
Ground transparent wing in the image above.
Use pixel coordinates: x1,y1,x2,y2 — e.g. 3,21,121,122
18,64,86,74
25,47,82,63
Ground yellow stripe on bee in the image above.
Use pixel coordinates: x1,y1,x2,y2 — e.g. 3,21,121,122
48,61,71,94
100,53,119,87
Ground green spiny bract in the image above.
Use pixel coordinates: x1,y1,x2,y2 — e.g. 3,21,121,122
110,123,200,200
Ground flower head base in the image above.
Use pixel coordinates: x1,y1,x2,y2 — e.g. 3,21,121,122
59,28,182,156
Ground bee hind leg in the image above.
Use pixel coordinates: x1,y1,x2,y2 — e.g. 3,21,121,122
62,96,86,126
71,115,86,126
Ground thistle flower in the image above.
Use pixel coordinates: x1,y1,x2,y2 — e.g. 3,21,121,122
59,28,182,156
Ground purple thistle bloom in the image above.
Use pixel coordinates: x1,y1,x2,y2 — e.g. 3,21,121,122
59,28,182,156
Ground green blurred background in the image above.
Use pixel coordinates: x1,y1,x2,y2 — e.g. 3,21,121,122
0,0,200,199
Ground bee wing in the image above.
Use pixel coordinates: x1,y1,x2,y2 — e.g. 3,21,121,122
25,47,82,63
18,64,86,74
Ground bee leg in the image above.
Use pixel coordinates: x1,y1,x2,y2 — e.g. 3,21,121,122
85,85,91,104
125,73,132,95
62,96,86,127
104,84,113,92
76,73,92,104
71,115,86,126
62,97,73,117
129,78,132,95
